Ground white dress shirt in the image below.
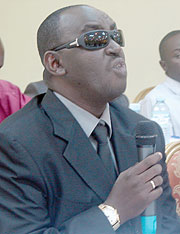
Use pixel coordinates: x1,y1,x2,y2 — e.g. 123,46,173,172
139,76,180,137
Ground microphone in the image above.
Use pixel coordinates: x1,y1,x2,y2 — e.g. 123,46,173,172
135,120,157,234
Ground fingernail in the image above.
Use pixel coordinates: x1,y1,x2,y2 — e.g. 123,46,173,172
157,152,162,159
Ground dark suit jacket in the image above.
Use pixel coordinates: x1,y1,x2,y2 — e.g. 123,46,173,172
0,90,179,234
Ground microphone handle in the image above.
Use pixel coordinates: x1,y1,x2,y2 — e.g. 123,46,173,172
137,145,156,216
137,144,155,161
137,145,157,234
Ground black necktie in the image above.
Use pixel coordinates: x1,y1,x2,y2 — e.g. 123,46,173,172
92,123,117,181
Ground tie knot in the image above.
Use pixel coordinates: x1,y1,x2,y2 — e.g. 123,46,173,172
92,123,109,144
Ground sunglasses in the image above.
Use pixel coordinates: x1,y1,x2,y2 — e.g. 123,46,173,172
52,29,125,51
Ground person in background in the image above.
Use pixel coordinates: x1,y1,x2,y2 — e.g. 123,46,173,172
0,38,4,68
0,38,31,123
140,30,180,137
0,5,179,234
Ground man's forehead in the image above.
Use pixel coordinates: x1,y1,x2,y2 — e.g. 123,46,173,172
59,6,116,33
166,34,180,51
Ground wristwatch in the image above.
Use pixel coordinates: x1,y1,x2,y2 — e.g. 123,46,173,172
98,204,121,231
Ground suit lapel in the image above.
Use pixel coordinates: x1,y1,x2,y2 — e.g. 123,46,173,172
41,91,114,200
63,126,114,200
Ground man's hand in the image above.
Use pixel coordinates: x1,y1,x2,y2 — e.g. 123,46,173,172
105,152,163,224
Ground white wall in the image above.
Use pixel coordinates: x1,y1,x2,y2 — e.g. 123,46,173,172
1,0,180,101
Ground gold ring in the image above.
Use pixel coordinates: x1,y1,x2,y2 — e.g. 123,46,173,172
150,180,156,190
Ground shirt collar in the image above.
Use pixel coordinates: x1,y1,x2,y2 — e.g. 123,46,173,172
165,75,180,95
54,92,112,138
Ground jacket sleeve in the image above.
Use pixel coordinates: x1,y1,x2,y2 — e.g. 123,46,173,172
0,133,115,234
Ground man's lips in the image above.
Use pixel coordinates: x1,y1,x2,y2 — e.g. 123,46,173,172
112,58,126,69
112,58,126,73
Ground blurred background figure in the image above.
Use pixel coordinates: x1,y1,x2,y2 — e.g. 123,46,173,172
0,39,4,68
140,31,180,138
0,38,31,123
0,38,4,68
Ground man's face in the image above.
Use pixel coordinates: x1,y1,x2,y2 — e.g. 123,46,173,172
160,33,180,82
57,6,127,103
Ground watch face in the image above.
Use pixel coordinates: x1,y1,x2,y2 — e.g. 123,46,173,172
104,207,117,224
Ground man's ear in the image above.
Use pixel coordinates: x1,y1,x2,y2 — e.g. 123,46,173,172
43,51,66,76
159,60,167,72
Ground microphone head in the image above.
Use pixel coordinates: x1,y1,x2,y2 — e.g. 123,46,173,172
135,120,157,146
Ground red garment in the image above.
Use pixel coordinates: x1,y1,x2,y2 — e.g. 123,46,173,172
0,80,31,123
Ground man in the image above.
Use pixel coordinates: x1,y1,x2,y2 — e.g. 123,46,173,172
140,30,180,137
0,38,31,122
0,5,179,234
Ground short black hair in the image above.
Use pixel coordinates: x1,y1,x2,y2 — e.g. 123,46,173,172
159,30,180,60
37,4,87,62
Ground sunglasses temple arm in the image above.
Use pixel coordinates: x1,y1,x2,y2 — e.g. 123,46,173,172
67,38,79,48
53,38,79,51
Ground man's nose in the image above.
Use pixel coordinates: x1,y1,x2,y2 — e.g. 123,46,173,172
104,39,125,58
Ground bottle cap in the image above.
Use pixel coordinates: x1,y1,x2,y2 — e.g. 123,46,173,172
156,96,165,102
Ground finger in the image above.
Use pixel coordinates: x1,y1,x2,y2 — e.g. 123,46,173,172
148,186,163,202
139,163,162,182
146,176,163,192
133,152,162,175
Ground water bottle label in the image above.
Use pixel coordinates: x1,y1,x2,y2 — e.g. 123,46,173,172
151,116,171,144
151,98,173,144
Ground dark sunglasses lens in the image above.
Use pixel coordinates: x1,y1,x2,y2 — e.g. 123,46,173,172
113,30,124,47
84,31,109,48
